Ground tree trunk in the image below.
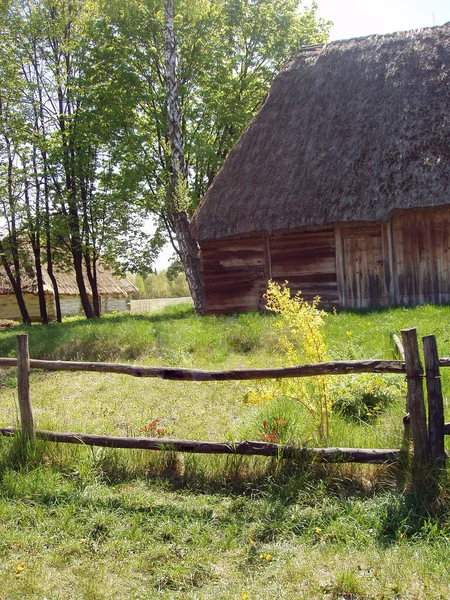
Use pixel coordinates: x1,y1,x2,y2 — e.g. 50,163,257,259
164,0,205,313
33,42,62,322
32,240,49,324
0,132,31,324
85,251,101,317
26,158,48,324
71,243,94,318
43,168,62,323
171,211,205,312
81,176,101,317
0,241,31,325
56,61,93,319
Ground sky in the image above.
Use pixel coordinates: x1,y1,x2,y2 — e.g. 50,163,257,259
153,0,450,271
317,0,450,41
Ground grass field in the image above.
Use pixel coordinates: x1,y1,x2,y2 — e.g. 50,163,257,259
0,302,450,598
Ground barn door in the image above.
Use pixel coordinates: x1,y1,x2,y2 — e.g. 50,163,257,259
336,225,386,308
389,208,450,305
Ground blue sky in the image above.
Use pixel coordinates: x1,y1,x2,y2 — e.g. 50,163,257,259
317,0,450,41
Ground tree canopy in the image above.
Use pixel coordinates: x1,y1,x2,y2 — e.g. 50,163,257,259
0,0,330,320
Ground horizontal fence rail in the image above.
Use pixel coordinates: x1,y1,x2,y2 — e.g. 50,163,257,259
0,357,406,380
0,427,403,464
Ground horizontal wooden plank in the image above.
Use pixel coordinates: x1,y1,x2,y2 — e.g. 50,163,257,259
270,240,335,251
271,273,337,284
203,247,264,259
219,257,264,267
202,245,264,258
203,268,264,280
0,427,402,463
340,224,382,239
205,283,264,298
270,230,334,243
0,357,406,380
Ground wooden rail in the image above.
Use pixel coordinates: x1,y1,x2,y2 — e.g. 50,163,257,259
0,427,402,463
0,329,447,481
392,333,405,360
0,357,405,380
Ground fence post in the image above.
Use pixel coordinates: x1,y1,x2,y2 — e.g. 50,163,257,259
422,335,446,467
401,328,429,473
16,334,35,443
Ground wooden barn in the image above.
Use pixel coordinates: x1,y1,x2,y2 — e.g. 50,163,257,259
0,264,137,321
191,23,450,313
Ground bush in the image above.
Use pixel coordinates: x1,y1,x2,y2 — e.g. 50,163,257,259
245,281,332,440
331,374,405,422
226,314,264,353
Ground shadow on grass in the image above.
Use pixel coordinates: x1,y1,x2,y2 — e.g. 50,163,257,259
1,437,449,550
378,466,450,545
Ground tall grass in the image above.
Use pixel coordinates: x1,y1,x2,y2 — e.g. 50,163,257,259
1,303,450,598
1,303,449,453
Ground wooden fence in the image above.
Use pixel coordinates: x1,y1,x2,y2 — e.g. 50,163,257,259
0,328,448,477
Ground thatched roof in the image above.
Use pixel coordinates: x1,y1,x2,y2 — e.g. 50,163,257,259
192,23,450,242
0,263,137,296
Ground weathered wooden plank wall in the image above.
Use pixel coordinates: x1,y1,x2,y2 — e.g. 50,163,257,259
101,296,130,314
202,237,267,313
388,208,450,306
269,229,338,305
59,295,84,317
201,230,337,313
200,207,450,314
336,224,386,308
0,293,131,321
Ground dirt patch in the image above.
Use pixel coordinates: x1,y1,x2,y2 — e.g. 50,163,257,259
0,319,20,330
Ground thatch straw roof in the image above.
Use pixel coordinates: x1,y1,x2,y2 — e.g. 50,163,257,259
192,23,450,242
0,263,137,296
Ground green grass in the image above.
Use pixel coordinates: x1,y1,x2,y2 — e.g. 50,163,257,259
1,302,450,598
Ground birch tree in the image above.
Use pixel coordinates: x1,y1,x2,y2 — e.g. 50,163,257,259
99,0,329,310
164,0,204,311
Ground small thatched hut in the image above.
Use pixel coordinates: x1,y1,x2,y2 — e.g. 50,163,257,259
191,23,450,313
0,264,137,321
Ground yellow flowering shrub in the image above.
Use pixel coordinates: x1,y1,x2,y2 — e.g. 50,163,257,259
245,280,331,440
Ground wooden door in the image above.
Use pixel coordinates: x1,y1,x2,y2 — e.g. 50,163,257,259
337,225,386,308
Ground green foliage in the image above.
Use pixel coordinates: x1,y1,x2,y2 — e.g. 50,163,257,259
169,272,190,297
144,271,172,299
166,259,183,281
331,374,405,423
1,304,450,597
0,0,159,323
97,0,330,235
225,313,265,353
1,0,330,317
245,281,331,439
133,273,146,295
0,447,449,597
142,269,191,298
